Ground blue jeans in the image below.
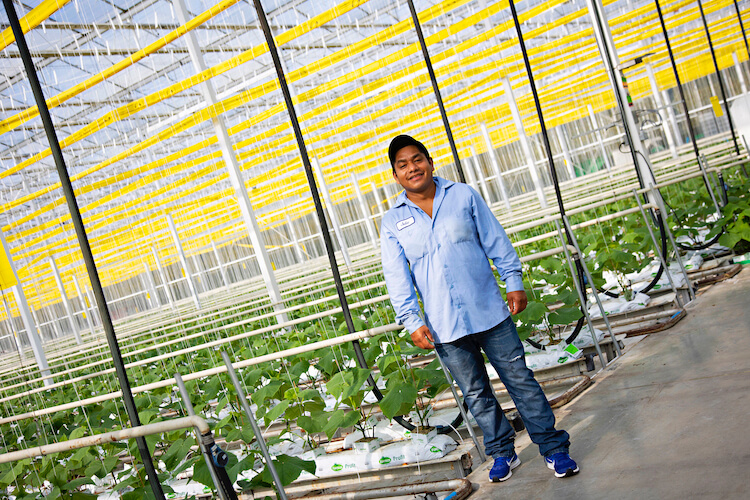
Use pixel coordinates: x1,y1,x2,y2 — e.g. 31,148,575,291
435,316,570,459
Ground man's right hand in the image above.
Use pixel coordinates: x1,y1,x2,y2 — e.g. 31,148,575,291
410,325,435,350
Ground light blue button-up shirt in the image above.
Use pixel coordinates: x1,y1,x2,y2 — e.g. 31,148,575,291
380,177,524,344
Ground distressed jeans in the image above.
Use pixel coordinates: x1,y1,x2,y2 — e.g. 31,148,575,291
435,316,570,459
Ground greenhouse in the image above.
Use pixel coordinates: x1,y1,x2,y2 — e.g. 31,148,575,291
0,0,749,497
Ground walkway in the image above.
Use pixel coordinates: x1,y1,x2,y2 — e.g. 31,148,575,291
467,268,750,500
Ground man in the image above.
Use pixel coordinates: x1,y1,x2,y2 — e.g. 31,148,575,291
380,135,579,482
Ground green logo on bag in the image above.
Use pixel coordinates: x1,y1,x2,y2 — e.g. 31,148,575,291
332,464,343,471
379,457,391,465
430,446,440,453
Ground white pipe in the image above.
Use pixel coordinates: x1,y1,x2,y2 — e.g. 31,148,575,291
0,230,52,386
480,122,511,210
555,126,577,180
72,275,96,336
0,416,209,464
49,257,82,345
587,104,613,172
469,145,491,201
312,156,353,270
300,479,472,500
502,76,547,208
174,0,286,325
166,213,201,310
646,63,678,159
351,173,379,250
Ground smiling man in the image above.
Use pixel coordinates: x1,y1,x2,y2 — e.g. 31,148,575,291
380,135,578,482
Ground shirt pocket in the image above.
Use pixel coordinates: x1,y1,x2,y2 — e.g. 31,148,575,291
399,224,430,263
444,207,476,244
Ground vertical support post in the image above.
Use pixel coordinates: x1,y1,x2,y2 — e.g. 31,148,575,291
351,174,379,250
434,352,486,463
586,0,664,214
732,52,748,96
1,1,165,494
174,373,225,500
221,351,288,500
142,261,161,308
0,295,25,364
406,0,466,184
152,246,175,306
251,0,392,420
211,241,229,287
698,155,722,216
562,216,621,358
73,275,96,335
0,230,51,385
370,181,385,222
632,191,681,306
501,76,547,207
652,187,696,301
555,127,577,180
312,156,353,270
646,63,678,159
480,123,512,210
166,214,201,310
49,256,82,345
284,213,306,263
554,222,608,368
462,148,481,194
662,90,682,148
174,0,287,325
469,145,492,201
587,104,613,171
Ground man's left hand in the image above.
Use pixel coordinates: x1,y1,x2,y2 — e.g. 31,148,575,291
507,290,528,315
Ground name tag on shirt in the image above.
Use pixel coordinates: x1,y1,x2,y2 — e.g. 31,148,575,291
396,216,415,231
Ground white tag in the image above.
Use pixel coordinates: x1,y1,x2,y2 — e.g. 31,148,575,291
396,216,415,231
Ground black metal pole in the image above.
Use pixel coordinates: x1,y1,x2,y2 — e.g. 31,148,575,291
251,0,356,336
1,2,165,498
733,0,750,59
251,0,421,433
654,0,702,161
697,0,741,155
406,0,466,184
587,0,647,192
506,0,566,220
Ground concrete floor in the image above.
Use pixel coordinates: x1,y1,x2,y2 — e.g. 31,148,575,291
466,268,750,500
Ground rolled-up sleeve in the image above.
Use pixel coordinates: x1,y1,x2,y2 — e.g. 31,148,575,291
470,188,524,293
380,223,425,333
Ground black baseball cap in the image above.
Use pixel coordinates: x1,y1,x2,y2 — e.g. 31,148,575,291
388,135,430,166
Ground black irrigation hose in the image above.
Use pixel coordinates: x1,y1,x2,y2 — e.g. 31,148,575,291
526,214,669,350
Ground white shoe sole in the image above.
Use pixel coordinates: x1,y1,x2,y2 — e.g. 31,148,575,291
489,456,521,482
546,459,580,478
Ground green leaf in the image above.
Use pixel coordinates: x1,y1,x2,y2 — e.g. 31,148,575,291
297,412,329,435
379,382,418,420
517,300,548,324
68,426,87,440
326,368,371,403
62,477,94,491
322,409,361,440
263,400,290,426
548,306,582,326
250,380,283,406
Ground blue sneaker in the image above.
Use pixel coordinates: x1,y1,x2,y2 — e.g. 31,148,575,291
489,453,521,482
545,452,579,478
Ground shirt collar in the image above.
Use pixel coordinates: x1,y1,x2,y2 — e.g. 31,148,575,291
393,176,455,209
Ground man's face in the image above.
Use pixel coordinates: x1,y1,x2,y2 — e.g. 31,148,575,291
391,145,434,194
